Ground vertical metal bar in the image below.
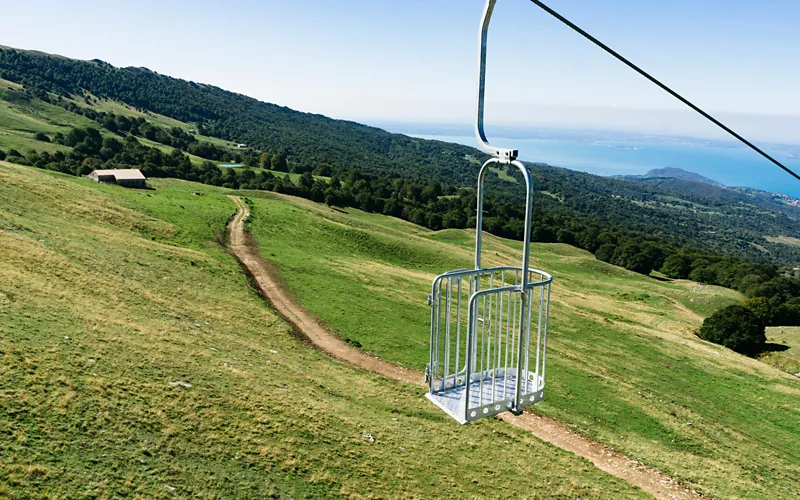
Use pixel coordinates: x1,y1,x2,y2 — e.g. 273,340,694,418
428,278,437,392
438,280,443,386
454,276,462,388
493,275,503,402
475,172,484,271
469,275,475,373
444,278,452,387
541,283,552,390
503,286,512,399
500,270,506,392
534,285,544,393
526,288,534,394
509,291,517,404
464,295,477,422
488,273,495,386
514,290,526,411
479,289,487,407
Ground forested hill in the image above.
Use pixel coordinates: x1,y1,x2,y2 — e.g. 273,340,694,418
0,46,481,185
1,45,799,267
618,167,722,186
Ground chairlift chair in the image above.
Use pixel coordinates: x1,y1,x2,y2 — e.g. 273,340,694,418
425,0,553,424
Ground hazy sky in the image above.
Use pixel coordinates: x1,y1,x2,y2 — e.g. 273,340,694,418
3,0,799,143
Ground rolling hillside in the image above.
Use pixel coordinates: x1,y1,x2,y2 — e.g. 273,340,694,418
0,161,647,498
1,155,798,497
1,45,800,267
243,189,799,499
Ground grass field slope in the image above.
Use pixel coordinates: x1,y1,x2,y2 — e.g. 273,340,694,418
244,190,800,499
0,162,647,498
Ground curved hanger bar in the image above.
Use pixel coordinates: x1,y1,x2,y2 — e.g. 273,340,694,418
476,0,518,163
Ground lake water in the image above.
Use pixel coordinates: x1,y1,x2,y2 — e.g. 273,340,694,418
410,134,800,198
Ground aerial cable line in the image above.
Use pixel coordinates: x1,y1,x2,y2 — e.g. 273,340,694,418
529,0,800,183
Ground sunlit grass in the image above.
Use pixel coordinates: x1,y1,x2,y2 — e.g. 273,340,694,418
0,162,640,498
246,190,799,499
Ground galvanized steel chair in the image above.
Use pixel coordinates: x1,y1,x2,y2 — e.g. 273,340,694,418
426,0,553,424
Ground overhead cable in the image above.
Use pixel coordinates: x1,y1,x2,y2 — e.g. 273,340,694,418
530,0,800,183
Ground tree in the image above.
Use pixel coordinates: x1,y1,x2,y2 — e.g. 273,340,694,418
271,153,288,172
63,128,88,147
299,171,314,190
443,209,466,229
689,266,717,284
427,213,443,230
102,116,118,133
0,150,5,161
556,229,575,245
100,137,123,160
776,298,800,326
749,277,800,303
420,184,439,203
258,152,271,169
595,243,617,263
697,305,766,356
661,254,692,279
33,132,50,142
313,164,332,176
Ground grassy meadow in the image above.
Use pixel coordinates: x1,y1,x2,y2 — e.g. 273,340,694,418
244,190,800,499
0,162,644,498
762,327,800,374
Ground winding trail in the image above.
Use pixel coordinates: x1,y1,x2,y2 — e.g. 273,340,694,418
228,196,700,500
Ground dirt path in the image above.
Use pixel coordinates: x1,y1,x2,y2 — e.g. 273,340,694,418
228,196,420,385
227,196,700,500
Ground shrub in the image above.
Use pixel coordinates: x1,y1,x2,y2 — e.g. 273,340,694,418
698,305,766,356
0,150,5,161
33,132,50,142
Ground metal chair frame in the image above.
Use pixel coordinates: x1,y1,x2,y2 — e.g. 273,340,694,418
425,0,553,424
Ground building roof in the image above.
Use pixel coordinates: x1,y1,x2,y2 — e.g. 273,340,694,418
92,169,146,180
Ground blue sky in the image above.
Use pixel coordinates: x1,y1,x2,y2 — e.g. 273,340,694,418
2,0,799,143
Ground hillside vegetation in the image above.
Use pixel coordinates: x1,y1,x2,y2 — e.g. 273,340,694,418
0,162,647,497
2,46,800,268
244,189,800,499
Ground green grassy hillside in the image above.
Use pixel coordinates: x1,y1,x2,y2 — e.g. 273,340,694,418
762,326,800,374
244,191,800,499
0,161,643,498
3,45,800,266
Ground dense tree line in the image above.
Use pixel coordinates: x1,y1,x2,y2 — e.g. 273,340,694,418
2,46,800,267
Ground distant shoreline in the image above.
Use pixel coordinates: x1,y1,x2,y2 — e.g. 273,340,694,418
395,130,800,198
